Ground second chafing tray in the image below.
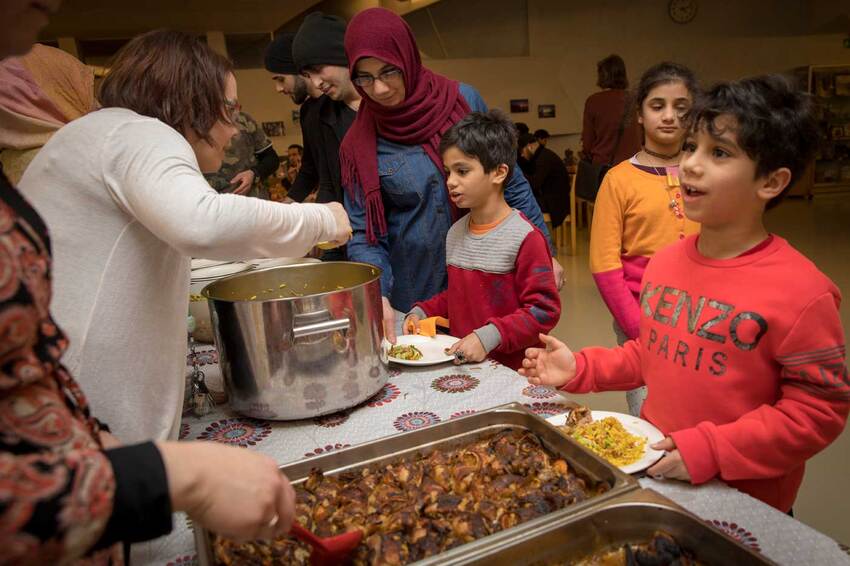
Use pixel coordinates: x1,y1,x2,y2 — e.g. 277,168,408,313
441,488,775,565
195,402,639,565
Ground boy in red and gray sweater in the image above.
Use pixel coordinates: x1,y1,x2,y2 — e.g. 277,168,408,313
520,76,848,512
404,111,560,370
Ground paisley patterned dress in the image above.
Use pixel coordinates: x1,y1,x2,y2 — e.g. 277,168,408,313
0,169,121,564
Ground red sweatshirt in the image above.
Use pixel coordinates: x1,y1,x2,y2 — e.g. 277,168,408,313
565,235,849,511
414,210,560,369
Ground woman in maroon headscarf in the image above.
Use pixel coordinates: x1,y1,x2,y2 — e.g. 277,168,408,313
339,7,563,342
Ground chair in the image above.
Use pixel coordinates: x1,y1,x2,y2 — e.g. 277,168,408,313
574,178,595,232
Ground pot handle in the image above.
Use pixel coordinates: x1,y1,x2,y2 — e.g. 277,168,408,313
292,317,350,339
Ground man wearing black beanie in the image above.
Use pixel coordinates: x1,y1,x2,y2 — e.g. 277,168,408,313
286,12,360,262
264,32,316,105
292,12,358,107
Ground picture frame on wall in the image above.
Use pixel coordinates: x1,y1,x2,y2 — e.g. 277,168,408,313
815,74,834,98
510,99,529,113
835,74,850,96
292,110,301,123
262,121,285,137
538,104,556,119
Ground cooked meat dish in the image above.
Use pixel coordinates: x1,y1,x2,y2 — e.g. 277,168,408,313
213,429,610,565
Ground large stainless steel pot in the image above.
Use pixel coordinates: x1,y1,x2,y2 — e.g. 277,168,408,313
202,262,388,420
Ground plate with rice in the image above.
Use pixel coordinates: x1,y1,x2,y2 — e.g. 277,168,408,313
546,409,665,474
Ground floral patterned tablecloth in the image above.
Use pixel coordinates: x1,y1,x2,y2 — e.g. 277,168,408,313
140,344,850,566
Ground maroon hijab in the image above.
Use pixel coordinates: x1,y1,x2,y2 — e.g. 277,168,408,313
340,7,470,244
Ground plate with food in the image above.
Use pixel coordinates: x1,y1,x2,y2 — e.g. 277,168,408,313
385,334,457,366
546,407,665,474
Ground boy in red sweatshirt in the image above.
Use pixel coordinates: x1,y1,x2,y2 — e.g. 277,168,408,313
404,110,560,370
520,76,848,512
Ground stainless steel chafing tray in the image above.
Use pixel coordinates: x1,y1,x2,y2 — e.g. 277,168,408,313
440,488,775,565
194,403,639,565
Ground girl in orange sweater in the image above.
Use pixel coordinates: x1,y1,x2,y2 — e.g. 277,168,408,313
589,62,701,416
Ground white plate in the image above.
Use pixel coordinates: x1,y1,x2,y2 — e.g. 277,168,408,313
249,257,321,269
191,258,233,270
190,262,251,281
546,410,665,474
385,334,457,366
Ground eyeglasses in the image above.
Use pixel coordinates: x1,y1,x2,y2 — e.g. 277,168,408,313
352,68,403,88
224,99,241,123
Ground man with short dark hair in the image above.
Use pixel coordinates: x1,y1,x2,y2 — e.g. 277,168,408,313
534,128,550,146
519,132,571,229
264,32,317,105
264,33,320,202
287,144,304,163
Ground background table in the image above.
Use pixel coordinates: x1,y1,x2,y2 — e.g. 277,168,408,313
139,343,850,565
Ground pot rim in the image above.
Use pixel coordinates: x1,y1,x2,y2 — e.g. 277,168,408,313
201,261,382,304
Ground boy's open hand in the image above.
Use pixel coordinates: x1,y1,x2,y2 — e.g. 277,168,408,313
518,333,577,388
647,437,691,481
447,333,487,365
403,314,420,336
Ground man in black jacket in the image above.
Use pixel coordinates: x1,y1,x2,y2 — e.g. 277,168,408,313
518,133,571,229
264,33,321,201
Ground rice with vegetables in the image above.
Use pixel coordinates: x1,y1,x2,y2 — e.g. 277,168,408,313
564,417,646,467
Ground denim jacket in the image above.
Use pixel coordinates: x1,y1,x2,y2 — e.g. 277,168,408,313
344,83,552,313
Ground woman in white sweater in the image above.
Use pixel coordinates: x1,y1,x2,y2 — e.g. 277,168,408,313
19,30,351,444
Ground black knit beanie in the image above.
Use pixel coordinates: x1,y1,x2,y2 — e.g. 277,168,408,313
293,12,349,71
264,32,298,74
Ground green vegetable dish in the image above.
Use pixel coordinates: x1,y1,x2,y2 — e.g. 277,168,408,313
388,344,423,361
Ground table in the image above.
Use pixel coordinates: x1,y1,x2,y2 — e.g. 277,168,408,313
140,343,850,565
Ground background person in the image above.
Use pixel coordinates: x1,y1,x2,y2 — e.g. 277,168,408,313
0,42,96,184
203,109,280,199
581,54,641,165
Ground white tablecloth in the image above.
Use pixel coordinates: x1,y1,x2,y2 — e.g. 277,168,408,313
141,344,850,565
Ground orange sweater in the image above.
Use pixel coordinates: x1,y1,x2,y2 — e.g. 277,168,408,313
590,161,700,338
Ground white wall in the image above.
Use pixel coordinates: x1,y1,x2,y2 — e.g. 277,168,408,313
244,0,850,157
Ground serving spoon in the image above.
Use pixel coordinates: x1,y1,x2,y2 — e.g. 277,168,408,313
290,523,363,566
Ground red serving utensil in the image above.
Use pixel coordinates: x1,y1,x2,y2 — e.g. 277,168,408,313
290,523,363,566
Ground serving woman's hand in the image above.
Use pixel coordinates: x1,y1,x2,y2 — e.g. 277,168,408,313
324,202,352,245
382,297,397,344
158,441,296,541
518,333,577,388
